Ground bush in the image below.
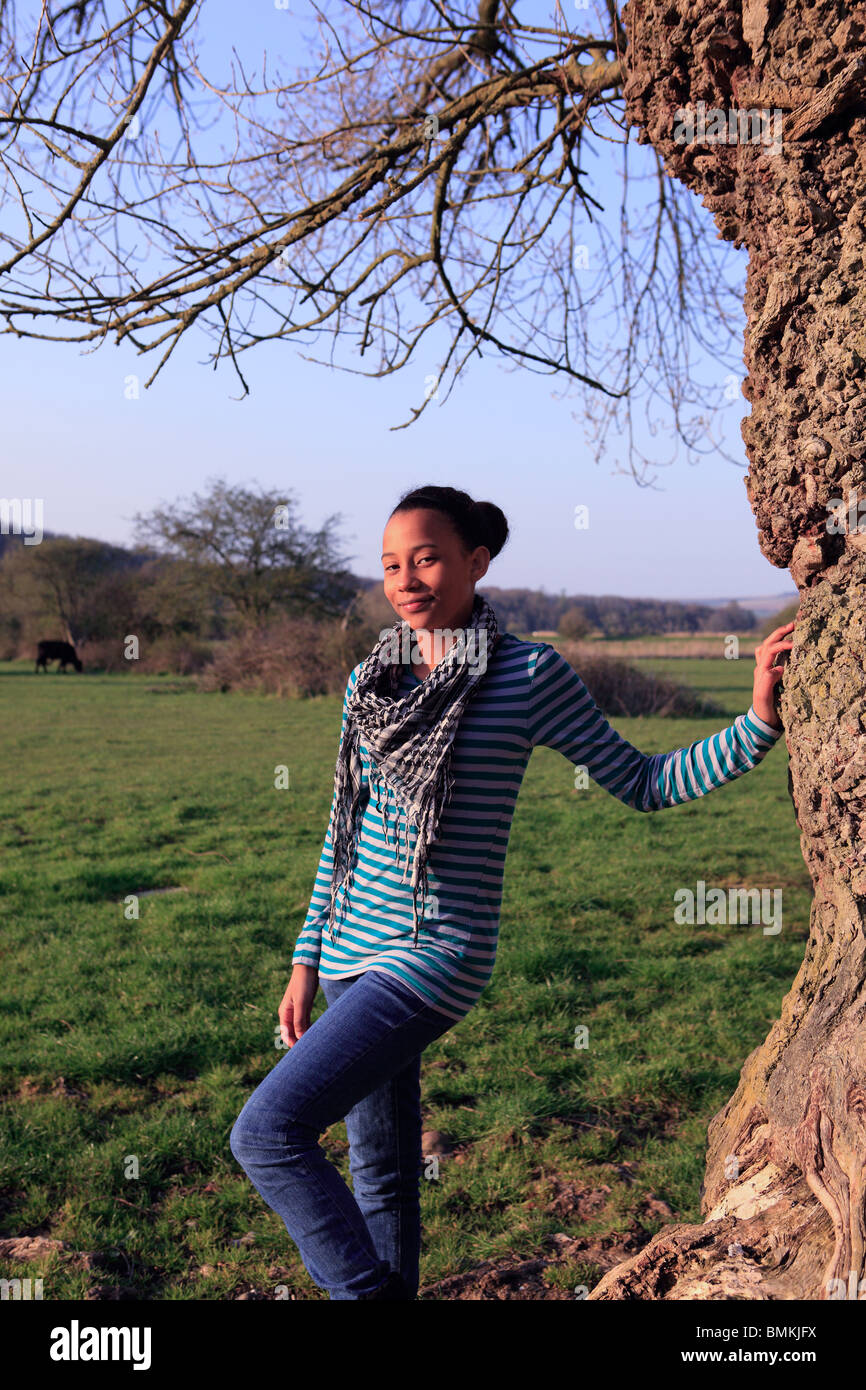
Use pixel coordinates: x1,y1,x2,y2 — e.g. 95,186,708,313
70,639,127,673
138,636,213,676
195,615,378,696
557,642,726,719
70,636,214,674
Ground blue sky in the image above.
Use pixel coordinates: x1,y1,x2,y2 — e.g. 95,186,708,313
3,1,795,604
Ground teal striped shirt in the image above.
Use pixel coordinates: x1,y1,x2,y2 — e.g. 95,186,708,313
291,634,784,1021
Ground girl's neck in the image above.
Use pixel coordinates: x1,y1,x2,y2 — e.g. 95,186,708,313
413,598,475,668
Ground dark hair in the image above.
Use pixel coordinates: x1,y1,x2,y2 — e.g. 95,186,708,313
389,485,509,560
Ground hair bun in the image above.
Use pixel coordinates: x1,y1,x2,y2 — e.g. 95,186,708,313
472,499,509,560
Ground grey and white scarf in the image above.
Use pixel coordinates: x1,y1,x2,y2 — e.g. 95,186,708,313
325,592,501,948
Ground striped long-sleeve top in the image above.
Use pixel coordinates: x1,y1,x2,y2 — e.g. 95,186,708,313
291,634,784,1022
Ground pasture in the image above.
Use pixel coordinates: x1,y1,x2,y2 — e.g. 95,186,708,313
0,655,809,1298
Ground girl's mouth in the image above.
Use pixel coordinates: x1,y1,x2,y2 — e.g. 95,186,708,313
401,598,432,611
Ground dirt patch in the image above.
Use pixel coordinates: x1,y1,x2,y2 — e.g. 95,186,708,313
535,1179,612,1221
0,1235,68,1261
419,1226,650,1300
0,1233,102,1275
416,1173,679,1299
12,1075,89,1103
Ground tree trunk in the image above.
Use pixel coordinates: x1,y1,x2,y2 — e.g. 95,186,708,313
589,0,866,1300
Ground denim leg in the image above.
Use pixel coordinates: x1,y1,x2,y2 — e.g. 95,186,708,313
341,1051,425,1298
229,968,453,1299
322,973,427,1300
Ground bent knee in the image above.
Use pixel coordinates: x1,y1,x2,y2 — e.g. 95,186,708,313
230,1109,316,1162
229,1118,256,1163
230,1100,274,1159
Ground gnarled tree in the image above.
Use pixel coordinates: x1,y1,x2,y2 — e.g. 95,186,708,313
588,0,866,1302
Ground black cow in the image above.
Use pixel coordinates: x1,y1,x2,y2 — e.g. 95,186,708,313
35,640,83,673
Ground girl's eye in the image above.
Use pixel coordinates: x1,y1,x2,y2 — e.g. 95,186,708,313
385,556,435,571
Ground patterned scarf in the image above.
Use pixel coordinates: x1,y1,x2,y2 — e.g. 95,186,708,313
325,592,501,949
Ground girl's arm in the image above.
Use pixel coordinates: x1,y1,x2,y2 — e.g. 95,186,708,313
290,665,360,966
526,635,789,813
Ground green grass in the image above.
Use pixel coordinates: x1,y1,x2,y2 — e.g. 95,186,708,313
0,658,808,1299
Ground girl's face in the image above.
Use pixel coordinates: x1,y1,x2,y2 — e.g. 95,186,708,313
381,508,489,632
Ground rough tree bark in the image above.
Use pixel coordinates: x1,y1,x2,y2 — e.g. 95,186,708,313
588,0,866,1301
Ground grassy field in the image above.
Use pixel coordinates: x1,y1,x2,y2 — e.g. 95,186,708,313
0,656,810,1299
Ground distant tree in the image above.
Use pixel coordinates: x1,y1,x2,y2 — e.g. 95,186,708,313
0,536,147,646
676,604,704,635
558,605,591,640
701,601,757,633
133,478,356,627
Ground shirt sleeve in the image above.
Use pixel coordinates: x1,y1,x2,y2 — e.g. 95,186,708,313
291,664,361,968
526,644,784,812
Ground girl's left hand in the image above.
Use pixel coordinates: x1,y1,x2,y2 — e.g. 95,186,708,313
752,620,796,729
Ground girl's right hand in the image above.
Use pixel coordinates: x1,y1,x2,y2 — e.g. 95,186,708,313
279,965,319,1047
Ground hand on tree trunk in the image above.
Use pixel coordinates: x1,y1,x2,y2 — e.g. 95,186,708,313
751,621,795,729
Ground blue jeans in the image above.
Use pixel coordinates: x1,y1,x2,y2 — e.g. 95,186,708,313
229,968,456,1299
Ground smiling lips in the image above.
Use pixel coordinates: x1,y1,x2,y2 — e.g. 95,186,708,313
402,598,432,610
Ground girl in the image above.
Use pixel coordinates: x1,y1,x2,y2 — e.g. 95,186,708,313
230,484,793,1300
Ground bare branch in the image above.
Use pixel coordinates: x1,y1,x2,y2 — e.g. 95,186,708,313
0,0,747,481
